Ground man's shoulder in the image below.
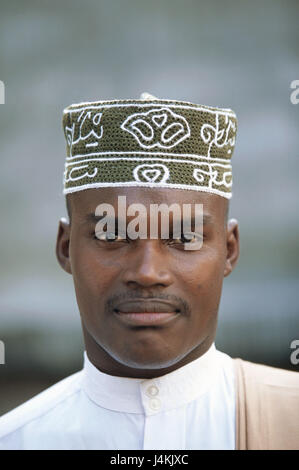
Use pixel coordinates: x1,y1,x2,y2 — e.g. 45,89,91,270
233,357,299,390
0,369,83,442
233,358,299,449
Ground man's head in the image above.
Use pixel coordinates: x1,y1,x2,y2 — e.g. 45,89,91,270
56,187,239,378
58,94,239,378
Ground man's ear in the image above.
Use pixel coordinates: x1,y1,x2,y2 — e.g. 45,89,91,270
56,217,72,275
224,218,240,277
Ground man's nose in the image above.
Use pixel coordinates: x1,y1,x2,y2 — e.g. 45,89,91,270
122,241,174,288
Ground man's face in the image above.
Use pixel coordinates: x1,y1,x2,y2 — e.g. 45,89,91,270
56,188,239,377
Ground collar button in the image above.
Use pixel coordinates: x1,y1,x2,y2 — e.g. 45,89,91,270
146,384,159,397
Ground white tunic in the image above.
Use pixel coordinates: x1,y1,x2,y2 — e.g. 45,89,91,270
0,343,236,450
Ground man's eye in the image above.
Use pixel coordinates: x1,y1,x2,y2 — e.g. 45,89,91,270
94,231,127,242
171,232,203,244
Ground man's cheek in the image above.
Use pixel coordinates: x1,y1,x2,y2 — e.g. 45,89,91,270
207,248,226,276
198,257,224,284
76,241,124,270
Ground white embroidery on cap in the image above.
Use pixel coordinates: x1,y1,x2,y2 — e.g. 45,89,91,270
65,111,104,157
193,163,232,189
121,108,191,149
133,163,170,183
200,114,236,158
65,164,98,182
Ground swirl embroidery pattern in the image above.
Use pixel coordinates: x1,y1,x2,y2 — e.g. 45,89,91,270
121,108,191,149
64,109,104,157
200,113,236,157
133,163,170,183
193,164,232,189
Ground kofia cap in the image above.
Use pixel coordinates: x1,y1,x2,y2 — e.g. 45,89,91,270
62,92,237,199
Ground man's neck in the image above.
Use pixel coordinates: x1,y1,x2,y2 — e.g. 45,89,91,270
82,324,215,379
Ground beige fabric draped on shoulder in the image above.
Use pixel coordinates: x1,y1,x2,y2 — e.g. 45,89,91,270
234,358,299,450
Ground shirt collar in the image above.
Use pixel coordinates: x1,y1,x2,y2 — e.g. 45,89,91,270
81,342,224,415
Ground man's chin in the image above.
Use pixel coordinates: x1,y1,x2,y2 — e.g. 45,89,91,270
109,347,184,372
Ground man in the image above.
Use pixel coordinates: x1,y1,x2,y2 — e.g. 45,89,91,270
0,93,298,450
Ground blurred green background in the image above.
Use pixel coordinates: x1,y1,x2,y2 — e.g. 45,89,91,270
0,0,298,415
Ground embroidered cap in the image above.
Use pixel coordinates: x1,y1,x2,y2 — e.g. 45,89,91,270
62,92,237,199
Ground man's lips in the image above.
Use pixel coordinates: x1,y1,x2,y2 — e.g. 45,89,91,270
113,299,182,314
114,312,180,326
112,299,182,326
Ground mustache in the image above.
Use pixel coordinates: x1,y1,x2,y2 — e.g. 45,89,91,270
105,291,191,316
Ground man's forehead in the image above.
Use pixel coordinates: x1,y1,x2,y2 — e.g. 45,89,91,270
68,187,224,210
67,188,228,228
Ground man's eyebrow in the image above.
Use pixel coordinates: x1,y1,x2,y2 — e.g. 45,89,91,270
84,213,213,225
85,213,109,223
84,213,118,226
183,214,213,225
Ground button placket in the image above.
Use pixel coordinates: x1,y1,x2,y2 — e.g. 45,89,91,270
141,382,163,414
146,383,161,411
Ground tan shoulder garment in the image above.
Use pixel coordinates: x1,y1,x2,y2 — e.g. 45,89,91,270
233,358,299,450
